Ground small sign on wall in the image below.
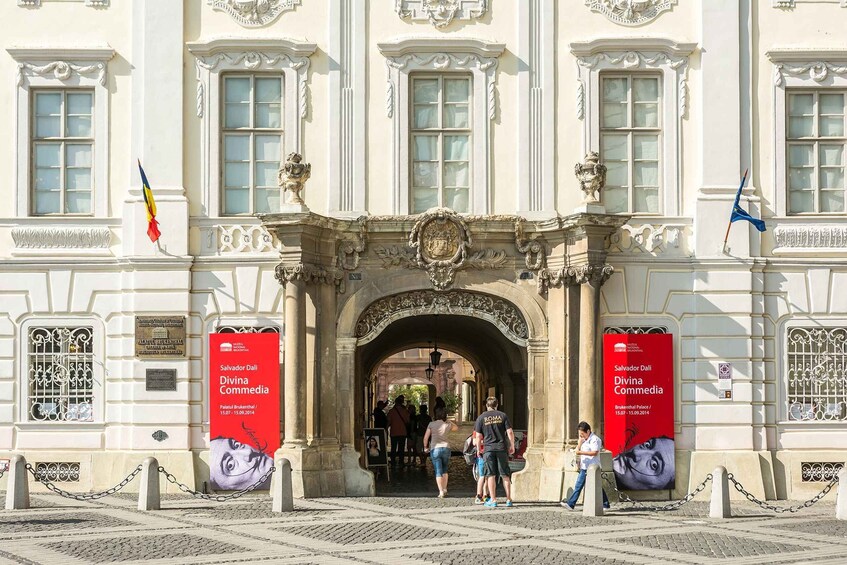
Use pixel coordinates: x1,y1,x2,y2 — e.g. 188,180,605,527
718,362,732,400
146,369,177,391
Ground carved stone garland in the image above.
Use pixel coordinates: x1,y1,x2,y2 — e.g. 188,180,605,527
16,60,107,88
355,289,528,346
207,0,300,27
395,0,489,28
584,0,677,26
275,263,344,292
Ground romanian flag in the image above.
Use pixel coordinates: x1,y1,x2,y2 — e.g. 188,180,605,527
138,160,161,243
730,169,766,232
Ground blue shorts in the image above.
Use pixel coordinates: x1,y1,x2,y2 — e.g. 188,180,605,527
477,456,485,477
430,447,451,477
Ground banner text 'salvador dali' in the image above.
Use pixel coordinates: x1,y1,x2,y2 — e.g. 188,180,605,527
613,364,665,395
218,364,270,395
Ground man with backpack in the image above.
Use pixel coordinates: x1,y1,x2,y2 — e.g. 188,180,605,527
415,404,432,468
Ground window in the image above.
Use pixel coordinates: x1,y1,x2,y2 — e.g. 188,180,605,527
31,90,94,215
222,75,283,215
378,38,504,215
600,75,661,214
572,39,694,217
27,326,94,422
786,326,847,421
9,48,113,218
410,75,471,213
787,91,846,214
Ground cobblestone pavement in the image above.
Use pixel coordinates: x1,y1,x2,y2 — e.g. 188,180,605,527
1,471,845,565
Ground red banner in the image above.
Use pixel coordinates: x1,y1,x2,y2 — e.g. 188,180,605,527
603,333,674,490
209,333,280,490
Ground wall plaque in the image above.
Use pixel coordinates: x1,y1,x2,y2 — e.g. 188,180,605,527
145,368,178,391
135,316,186,358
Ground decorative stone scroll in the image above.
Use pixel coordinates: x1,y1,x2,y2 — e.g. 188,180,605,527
207,0,300,27
772,60,847,87
395,0,489,28
571,263,614,286
16,60,108,88
355,290,528,346
337,219,368,271
584,0,677,26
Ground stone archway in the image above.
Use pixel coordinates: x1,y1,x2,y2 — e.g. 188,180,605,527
262,207,626,500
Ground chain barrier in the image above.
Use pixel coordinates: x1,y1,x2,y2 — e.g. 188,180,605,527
157,465,275,502
727,472,838,513
601,472,713,511
24,463,143,501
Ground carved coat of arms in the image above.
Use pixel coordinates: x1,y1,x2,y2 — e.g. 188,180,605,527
409,208,472,289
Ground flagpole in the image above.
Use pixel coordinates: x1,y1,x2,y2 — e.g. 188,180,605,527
722,169,749,254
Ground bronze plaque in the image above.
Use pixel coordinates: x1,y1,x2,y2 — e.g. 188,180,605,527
146,368,177,391
135,316,186,358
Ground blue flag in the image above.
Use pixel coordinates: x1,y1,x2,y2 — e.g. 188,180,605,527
730,170,766,232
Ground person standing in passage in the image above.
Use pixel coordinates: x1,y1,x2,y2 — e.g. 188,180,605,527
424,406,458,497
473,396,515,507
415,404,432,468
406,404,419,466
387,395,410,467
561,421,610,510
372,400,388,431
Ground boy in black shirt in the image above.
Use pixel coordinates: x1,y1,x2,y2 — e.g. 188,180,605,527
473,396,515,507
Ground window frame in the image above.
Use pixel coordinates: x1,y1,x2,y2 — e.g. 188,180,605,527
18,318,104,426
409,73,473,213
378,38,505,215
599,72,663,215
572,38,694,218
30,88,96,216
220,73,285,216
784,89,846,215
188,39,316,218
8,48,113,218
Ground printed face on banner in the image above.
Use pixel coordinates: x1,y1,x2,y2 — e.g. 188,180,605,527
364,428,389,467
209,333,280,491
604,334,674,490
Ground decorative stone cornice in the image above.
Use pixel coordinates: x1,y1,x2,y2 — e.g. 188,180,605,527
395,0,489,28
188,40,315,119
355,290,528,346
18,0,109,7
12,226,111,249
7,47,115,88
207,0,300,27
766,49,847,86
607,222,691,256
378,37,504,120
584,0,677,26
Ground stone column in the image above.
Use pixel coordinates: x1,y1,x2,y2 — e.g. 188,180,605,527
575,264,613,435
283,277,306,447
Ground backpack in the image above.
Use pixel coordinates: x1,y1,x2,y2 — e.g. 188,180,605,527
462,435,477,466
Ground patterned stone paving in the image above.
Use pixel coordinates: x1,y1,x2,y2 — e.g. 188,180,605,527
279,519,465,544
0,511,135,534
45,533,245,563
454,509,626,530
0,489,844,564
408,546,637,565
612,532,812,559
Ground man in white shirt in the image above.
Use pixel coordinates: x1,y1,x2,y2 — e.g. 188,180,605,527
561,421,610,510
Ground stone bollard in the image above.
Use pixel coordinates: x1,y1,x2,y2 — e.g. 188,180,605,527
4,455,30,510
138,457,161,511
837,468,847,521
710,466,731,518
273,458,294,513
583,464,604,517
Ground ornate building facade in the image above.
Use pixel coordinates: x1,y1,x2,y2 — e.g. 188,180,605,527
1,0,846,500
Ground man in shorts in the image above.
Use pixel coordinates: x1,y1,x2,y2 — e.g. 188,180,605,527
473,396,515,507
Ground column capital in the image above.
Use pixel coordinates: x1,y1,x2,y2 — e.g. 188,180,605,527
570,263,614,287
275,263,344,291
